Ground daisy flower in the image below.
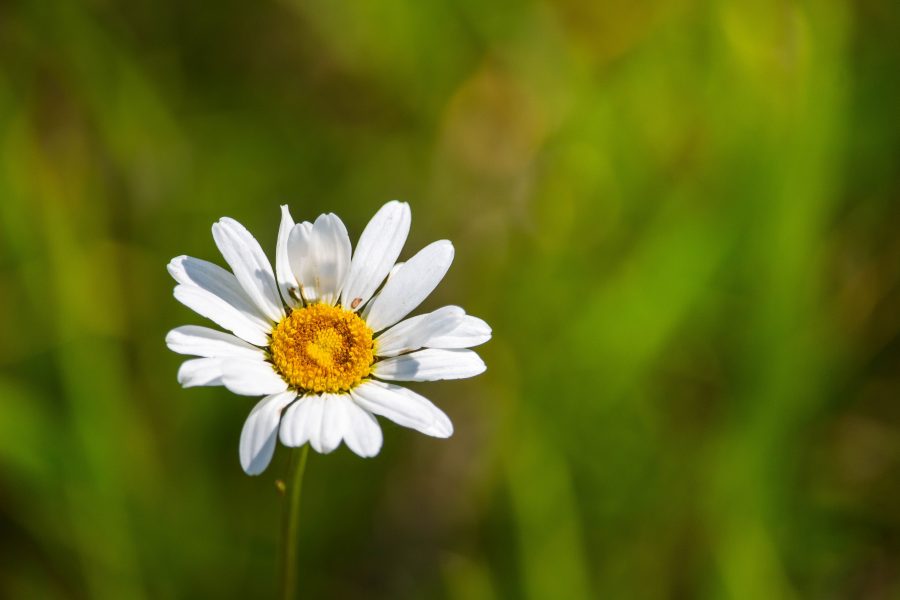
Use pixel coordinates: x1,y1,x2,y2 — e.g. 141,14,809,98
166,201,491,475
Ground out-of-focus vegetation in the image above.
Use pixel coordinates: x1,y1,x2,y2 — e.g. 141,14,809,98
1,0,899,598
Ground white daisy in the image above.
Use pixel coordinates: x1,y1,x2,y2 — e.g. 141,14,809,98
166,201,491,475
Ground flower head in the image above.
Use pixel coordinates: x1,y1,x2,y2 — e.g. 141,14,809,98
166,202,491,475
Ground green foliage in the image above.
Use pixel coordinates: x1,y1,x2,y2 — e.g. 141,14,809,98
1,0,898,597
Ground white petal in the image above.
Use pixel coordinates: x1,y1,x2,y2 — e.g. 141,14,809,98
166,326,264,358
318,393,346,453
387,261,405,281
239,391,297,475
313,214,352,304
281,394,383,456
350,380,453,438
168,256,271,329
177,358,225,387
364,240,455,332
220,358,288,396
373,348,485,381
212,218,284,322
275,205,302,308
359,262,404,320
286,221,313,301
287,214,351,305
337,396,383,457
173,284,270,346
374,306,464,357
340,201,411,311
279,394,325,450
426,315,492,348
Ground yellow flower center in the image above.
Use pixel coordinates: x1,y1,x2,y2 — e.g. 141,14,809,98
270,304,374,393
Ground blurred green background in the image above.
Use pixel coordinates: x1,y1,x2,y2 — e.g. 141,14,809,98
1,0,899,598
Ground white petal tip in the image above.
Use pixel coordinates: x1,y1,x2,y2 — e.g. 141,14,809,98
353,448,381,458
278,428,301,448
241,463,266,476
434,239,454,254
428,422,454,439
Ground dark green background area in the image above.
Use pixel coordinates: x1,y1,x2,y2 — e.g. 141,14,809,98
1,0,899,598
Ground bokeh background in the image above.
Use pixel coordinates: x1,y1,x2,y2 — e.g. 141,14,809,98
1,0,899,598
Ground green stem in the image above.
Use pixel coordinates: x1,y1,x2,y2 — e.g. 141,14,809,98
279,444,309,600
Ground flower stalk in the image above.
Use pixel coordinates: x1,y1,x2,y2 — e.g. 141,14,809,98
279,444,309,600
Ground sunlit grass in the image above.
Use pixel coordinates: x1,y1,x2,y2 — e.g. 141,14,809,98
0,0,897,598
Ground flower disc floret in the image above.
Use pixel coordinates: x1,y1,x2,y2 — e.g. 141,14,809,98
270,304,374,393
